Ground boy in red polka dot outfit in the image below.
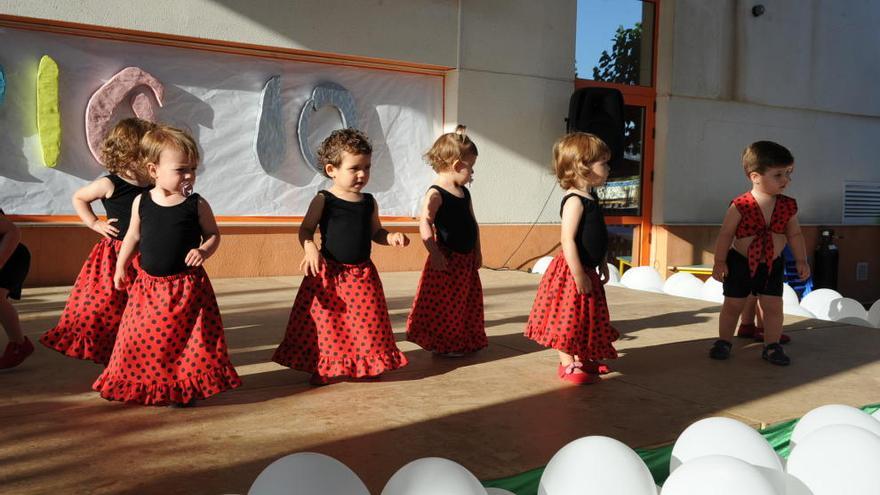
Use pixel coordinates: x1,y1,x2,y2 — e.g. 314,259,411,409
272,128,409,385
709,141,809,366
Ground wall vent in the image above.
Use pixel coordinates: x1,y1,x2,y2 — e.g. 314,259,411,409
843,181,880,225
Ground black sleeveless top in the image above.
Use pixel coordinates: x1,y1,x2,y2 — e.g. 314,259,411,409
561,193,608,269
139,192,202,276
430,185,478,253
318,190,374,264
100,174,151,239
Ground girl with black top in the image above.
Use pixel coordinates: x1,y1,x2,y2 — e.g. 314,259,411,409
272,128,409,385
406,126,487,356
525,133,620,385
42,118,155,364
93,126,240,406
0,208,32,369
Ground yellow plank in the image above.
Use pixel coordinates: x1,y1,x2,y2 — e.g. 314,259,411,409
37,55,61,167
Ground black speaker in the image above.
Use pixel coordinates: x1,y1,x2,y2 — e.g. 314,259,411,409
567,87,625,168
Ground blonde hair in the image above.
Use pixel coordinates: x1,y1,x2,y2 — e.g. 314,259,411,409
140,125,200,175
424,125,479,173
553,132,611,189
100,118,156,177
317,128,372,177
742,141,794,176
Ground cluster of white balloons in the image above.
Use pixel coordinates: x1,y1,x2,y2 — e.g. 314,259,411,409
245,404,880,494
663,404,880,495
589,262,880,328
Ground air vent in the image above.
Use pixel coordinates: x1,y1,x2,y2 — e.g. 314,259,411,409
843,181,880,225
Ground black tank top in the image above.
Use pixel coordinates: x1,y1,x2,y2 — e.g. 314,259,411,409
430,185,478,253
139,192,202,276
560,193,608,269
318,190,374,264
100,174,151,239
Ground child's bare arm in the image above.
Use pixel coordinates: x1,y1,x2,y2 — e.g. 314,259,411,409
785,214,811,280
419,190,446,269
299,194,325,277
114,196,142,289
0,215,22,268
185,197,220,266
712,204,741,281
73,177,118,238
560,196,590,294
371,197,408,247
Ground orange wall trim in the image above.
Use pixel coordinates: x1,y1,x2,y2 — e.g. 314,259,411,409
18,224,564,287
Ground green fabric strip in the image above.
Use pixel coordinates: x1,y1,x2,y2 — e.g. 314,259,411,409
482,403,880,494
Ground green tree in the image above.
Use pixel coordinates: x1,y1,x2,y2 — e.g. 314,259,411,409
591,23,642,85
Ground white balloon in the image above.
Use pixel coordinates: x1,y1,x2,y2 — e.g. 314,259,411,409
620,266,664,292
867,299,880,328
661,455,779,495
787,424,880,495
531,256,554,275
828,297,869,322
834,316,874,327
605,263,622,285
485,489,516,495
249,452,369,495
539,436,656,495
799,289,843,321
662,272,705,299
700,277,724,303
670,417,782,473
790,404,880,449
382,457,485,495
781,283,800,306
754,466,812,495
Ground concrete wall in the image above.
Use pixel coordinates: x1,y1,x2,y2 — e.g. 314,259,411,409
654,0,880,225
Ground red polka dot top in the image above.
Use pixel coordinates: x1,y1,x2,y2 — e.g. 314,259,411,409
731,191,797,276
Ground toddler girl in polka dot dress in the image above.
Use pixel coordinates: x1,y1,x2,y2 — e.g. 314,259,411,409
525,133,619,385
406,125,487,357
93,125,241,406
41,118,155,364
272,128,409,385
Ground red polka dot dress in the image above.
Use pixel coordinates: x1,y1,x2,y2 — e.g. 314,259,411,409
272,191,408,379
41,175,150,365
92,192,241,405
525,193,619,361
407,186,486,354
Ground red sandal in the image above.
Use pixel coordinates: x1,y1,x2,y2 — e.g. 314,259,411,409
557,362,601,385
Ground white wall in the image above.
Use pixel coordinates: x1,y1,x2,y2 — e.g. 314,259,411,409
655,0,880,225
1,0,578,224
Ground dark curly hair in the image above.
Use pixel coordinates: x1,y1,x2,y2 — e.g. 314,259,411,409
100,118,156,178
316,128,372,177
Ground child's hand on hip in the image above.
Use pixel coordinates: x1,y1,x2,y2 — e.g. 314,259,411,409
300,250,323,277
91,218,119,239
185,248,207,267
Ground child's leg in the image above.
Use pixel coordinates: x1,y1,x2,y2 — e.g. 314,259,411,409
719,296,748,341
0,289,25,344
757,295,784,344
755,298,764,328
740,295,758,326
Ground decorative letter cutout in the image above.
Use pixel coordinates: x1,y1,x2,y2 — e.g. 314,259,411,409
297,82,358,173
254,75,285,172
85,67,164,165
37,55,61,167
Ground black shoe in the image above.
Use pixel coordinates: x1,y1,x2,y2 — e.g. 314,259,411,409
762,343,791,366
709,339,732,360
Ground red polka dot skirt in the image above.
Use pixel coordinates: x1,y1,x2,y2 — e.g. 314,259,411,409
92,267,241,405
272,259,408,379
525,254,619,360
406,249,487,354
40,238,139,364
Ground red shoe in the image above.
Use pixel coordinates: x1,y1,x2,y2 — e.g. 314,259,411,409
557,362,601,385
0,337,34,369
582,360,611,375
753,328,791,344
735,323,757,338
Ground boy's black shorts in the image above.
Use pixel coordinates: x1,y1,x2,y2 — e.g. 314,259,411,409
722,248,783,298
0,244,31,300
